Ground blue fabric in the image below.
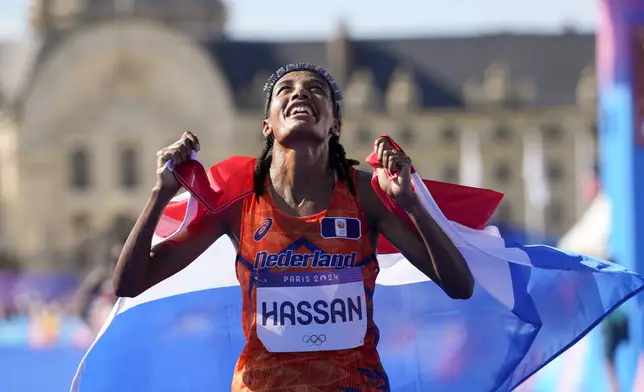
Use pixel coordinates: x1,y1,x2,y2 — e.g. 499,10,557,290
0,347,85,392
72,243,644,392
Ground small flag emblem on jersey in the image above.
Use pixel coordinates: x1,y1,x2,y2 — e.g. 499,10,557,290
320,217,361,239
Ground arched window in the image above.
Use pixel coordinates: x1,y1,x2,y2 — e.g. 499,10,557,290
120,147,139,189
440,126,458,146
493,125,512,143
441,164,459,183
493,161,512,184
70,148,91,190
542,123,563,142
547,161,564,183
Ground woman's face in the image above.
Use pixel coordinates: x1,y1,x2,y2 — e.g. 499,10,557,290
263,71,339,146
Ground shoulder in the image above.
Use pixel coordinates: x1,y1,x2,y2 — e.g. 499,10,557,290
202,156,257,228
354,168,374,196
208,156,257,182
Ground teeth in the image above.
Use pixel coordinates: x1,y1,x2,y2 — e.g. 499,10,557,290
289,105,314,117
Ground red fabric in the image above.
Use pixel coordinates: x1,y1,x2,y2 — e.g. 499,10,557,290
364,134,503,252
365,135,418,176
365,134,503,228
169,140,503,253
172,156,256,219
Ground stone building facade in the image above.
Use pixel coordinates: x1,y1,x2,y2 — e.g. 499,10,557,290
0,1,597,270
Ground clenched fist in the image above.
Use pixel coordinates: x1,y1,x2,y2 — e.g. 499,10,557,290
155,131,200,195
374,137,415,205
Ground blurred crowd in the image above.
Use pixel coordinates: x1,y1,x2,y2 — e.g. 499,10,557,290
0,241,121,349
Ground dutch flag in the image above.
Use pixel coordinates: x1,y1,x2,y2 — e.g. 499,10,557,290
70,136,644,392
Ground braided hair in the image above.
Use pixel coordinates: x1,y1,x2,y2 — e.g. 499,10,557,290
253,63,359,200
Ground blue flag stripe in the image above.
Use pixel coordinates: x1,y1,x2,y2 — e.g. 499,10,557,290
71,248,644,391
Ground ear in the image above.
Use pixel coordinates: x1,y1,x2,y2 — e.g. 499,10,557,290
262,119,273,139
330,119,342,138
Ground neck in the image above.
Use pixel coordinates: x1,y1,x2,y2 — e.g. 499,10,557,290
269,141,334,205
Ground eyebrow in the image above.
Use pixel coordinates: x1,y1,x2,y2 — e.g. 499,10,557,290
273,79,292,90
274,75,331,93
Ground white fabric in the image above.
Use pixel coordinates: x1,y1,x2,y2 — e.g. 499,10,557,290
557,193,610,259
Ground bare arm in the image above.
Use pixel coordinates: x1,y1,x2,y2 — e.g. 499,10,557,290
113,187,225,297
113,131,227,297
358,142,475,299
386,192,474,299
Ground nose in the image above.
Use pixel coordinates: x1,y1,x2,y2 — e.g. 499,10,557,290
290,84,311,100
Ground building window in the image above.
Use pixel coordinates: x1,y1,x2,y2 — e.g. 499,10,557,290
70,148,91,190
542,123,563,141
356,128,372,143
496,202,512,223
546,200,565,229
398,126,415,145
441,164,459,183
493,125,512,143
493,161,512,184
120,147,140,190
440,126,458,146
547,161,564,183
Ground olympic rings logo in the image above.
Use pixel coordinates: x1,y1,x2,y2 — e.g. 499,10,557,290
302,334,327,346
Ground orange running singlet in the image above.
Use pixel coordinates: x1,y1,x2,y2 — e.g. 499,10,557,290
232,170,390,392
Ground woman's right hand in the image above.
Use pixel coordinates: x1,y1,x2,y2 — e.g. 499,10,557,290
155,131,201,195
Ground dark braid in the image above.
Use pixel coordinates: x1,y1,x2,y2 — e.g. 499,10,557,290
253,137,273,200
253,135,360,199
328,135,360,195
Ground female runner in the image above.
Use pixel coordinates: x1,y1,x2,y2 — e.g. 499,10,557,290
113,63,474,391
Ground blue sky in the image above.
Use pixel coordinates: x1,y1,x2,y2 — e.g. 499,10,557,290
0,0,597,40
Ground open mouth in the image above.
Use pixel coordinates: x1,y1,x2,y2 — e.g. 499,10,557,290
286,103,317,120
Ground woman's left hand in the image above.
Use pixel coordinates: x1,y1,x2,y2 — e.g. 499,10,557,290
375,138,415,205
